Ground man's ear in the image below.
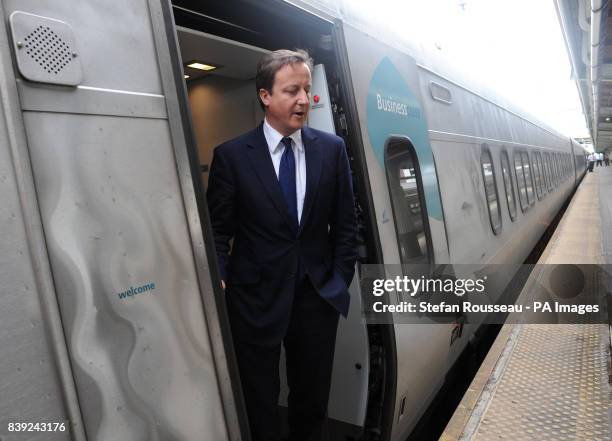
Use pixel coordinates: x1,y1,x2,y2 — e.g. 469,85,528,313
259,88,271,108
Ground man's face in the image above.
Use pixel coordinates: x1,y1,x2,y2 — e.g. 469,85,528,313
259,62,311,136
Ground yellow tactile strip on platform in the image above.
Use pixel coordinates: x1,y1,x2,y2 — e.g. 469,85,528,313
471,324,610,441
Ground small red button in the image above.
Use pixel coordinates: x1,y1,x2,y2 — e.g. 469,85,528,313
313,95,320,103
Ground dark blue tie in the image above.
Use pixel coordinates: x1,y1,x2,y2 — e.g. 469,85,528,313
279,137,298,228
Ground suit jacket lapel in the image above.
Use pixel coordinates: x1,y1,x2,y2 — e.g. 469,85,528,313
245,124,298,233
299,127,321,235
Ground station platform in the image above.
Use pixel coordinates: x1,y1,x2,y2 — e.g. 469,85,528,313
440,167,612,441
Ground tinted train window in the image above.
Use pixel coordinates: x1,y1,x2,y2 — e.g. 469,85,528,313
500,150,517,221
514,152,528,212
480,147,501,234
544,152,553,192
561,153,567,181
539,152,549,193
561,154,565,179
542,152,548,190
535,152,545,199
384,138,431,264
532,152,542,200
543,153,551,191
521,152,534,205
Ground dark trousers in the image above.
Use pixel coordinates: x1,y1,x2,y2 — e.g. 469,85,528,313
233,278,340,441
589,161,594,172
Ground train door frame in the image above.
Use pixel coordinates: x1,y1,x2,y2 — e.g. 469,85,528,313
155,2,252,439
170,2,394,439
331,21,396,441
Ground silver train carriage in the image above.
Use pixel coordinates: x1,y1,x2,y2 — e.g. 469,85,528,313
0,1,588,441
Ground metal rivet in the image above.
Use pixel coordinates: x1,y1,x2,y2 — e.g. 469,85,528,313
72,52,77,57
16,41,23,48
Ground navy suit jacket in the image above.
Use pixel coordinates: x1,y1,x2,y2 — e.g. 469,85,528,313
207,123,358,345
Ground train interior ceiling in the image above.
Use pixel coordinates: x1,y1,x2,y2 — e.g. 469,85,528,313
174,4,374,437
174,0,343,184
179,26,266,184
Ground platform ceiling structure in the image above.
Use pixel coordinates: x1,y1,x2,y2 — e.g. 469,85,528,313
555,0,611,152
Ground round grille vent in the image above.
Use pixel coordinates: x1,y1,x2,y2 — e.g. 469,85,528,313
24,25,73,75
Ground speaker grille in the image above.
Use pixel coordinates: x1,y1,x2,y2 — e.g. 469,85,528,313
24,25,73,75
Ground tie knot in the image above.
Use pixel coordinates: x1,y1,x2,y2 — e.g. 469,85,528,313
281,137,293,150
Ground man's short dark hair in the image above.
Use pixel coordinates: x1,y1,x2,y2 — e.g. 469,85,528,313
255,49,313,109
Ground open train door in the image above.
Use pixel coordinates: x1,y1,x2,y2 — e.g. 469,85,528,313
0,1,246,440
333,21,454,440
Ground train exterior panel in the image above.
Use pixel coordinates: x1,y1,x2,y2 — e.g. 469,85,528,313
0,1,239,440
338,24,455,438
0,1,589,441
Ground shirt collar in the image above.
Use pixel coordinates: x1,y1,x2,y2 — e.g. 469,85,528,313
263,118,303,153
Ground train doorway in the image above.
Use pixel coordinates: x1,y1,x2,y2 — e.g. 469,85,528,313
171,2,386,439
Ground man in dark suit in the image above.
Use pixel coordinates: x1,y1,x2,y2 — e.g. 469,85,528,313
207,49,358,441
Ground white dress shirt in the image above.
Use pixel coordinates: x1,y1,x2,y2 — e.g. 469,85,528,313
263,118,307,224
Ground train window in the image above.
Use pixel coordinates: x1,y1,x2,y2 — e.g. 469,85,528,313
544,152,553,192
548,153,554,186
561,154,566,180
500,150,517,221
514,152,528,212
521,152,535,205
561,154,566,179
542,152,549,190
532,152,542,200
480,146,502,234
384,137,431,264
540,152,549,193
535,152,545,199
549,153,559,190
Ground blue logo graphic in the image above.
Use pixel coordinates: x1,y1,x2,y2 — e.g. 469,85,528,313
366,57,442,220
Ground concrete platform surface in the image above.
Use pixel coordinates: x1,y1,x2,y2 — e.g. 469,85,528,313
440,167,612,441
